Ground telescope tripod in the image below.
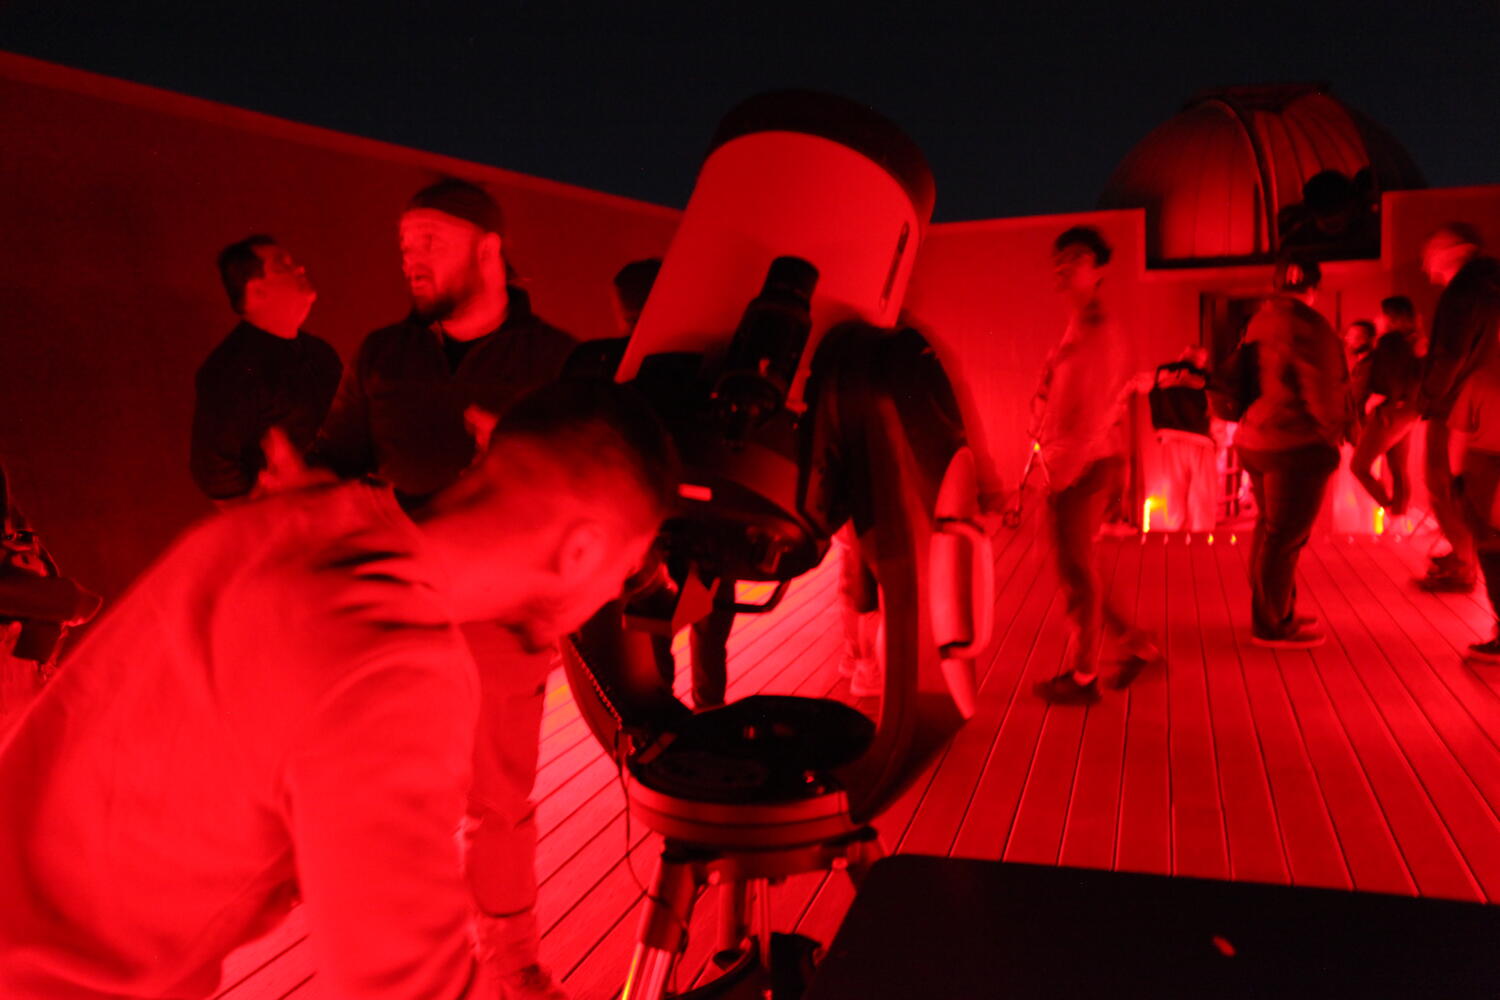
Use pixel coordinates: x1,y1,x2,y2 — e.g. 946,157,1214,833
623,827,883,1000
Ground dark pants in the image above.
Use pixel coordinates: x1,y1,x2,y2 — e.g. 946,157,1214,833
1048,455,1134,673
1237,443,1340,638
1425,420,1476,569
1350,402,1416,514
1456,448,1500,628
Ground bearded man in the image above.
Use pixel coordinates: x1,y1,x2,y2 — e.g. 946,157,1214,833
315,179,578,999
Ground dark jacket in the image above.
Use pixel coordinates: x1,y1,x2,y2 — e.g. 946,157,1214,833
190,322,342,500
1419,255,1500,421
1351,331,1420,413
313,287,577,500
1235,296,1350,453
1149,361,1211,437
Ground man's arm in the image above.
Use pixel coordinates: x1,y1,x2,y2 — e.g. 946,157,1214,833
283,655,478,998
189,364,260,500
1296,322,1352,444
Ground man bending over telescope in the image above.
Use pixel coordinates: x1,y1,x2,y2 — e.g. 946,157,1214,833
0,380,677,999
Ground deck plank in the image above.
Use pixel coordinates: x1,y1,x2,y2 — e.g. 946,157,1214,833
1206,537,1350,891
1056,534,1141,871
1005,537,1128,865
1183,533,1288,885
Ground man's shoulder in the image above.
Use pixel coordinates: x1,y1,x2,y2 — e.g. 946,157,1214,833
195,325,264,383
352,317,434,372
512,309,580,351
222,484,459,671
300,331,343,364
1444,255,1500,304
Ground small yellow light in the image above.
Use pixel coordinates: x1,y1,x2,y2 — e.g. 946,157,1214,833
1207,534,1215,545
1230,534,1238,545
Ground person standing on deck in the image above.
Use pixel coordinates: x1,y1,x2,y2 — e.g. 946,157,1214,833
1411,225,1500,594
1418,224,1500,659
191,235,341,503
1033,226,1160,705
313,179,578,1000
1234,257,1350,649
1149,345,1218,532
1349,306,1422,517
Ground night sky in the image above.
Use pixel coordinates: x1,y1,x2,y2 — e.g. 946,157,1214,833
2,1,1496,222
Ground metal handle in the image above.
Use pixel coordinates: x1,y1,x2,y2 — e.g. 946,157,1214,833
933,517,995,657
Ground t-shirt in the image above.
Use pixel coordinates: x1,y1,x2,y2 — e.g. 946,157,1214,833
1035,298,1130,490
0,482,478,998
1149,361,1211,437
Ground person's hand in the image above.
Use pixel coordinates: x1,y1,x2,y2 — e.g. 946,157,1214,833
464,404,499,456
252,426,336,498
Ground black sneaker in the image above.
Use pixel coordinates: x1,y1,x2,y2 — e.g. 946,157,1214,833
1251,626,1326,649
1035,672,1101,704
1415,570,1478,594
1112,633,1163,690
1467,638,1500,663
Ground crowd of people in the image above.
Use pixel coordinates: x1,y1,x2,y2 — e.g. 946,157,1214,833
0,170,1495,996
1031,220,1500,706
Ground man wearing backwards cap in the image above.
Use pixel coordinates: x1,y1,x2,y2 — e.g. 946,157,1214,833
315,179,578,1000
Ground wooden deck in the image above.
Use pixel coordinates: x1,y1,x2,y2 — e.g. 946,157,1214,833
215,515,1500,1000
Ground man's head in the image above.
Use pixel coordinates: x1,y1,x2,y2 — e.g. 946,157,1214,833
217,235,316,335
612,258,662,334
1422,222,1484,288
1376,294,1417,337
1052,226,1111,297
399,179,507,322
1272,255,1321,304
1344,320,1376,360
422,380,680,651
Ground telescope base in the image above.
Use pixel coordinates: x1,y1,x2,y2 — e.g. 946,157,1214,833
620,828,883,1000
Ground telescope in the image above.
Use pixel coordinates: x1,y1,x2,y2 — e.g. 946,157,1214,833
564,91,994,998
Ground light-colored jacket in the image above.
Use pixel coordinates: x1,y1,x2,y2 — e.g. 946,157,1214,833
1035,298,1130,491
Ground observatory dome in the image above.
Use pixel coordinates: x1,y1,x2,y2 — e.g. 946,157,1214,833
1099,83,1425,263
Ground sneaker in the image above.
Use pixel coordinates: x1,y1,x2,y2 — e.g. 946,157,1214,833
1117,629,1161,664
498,964,569,1000
1251,626,1326,649
1414,570,1478,593
1034,672,1101,704
848,657,883,698
1112,631,1163,690
1466,638,1500,664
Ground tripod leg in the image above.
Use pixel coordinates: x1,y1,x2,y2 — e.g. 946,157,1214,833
714,877,751,962
621,852,704,1000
